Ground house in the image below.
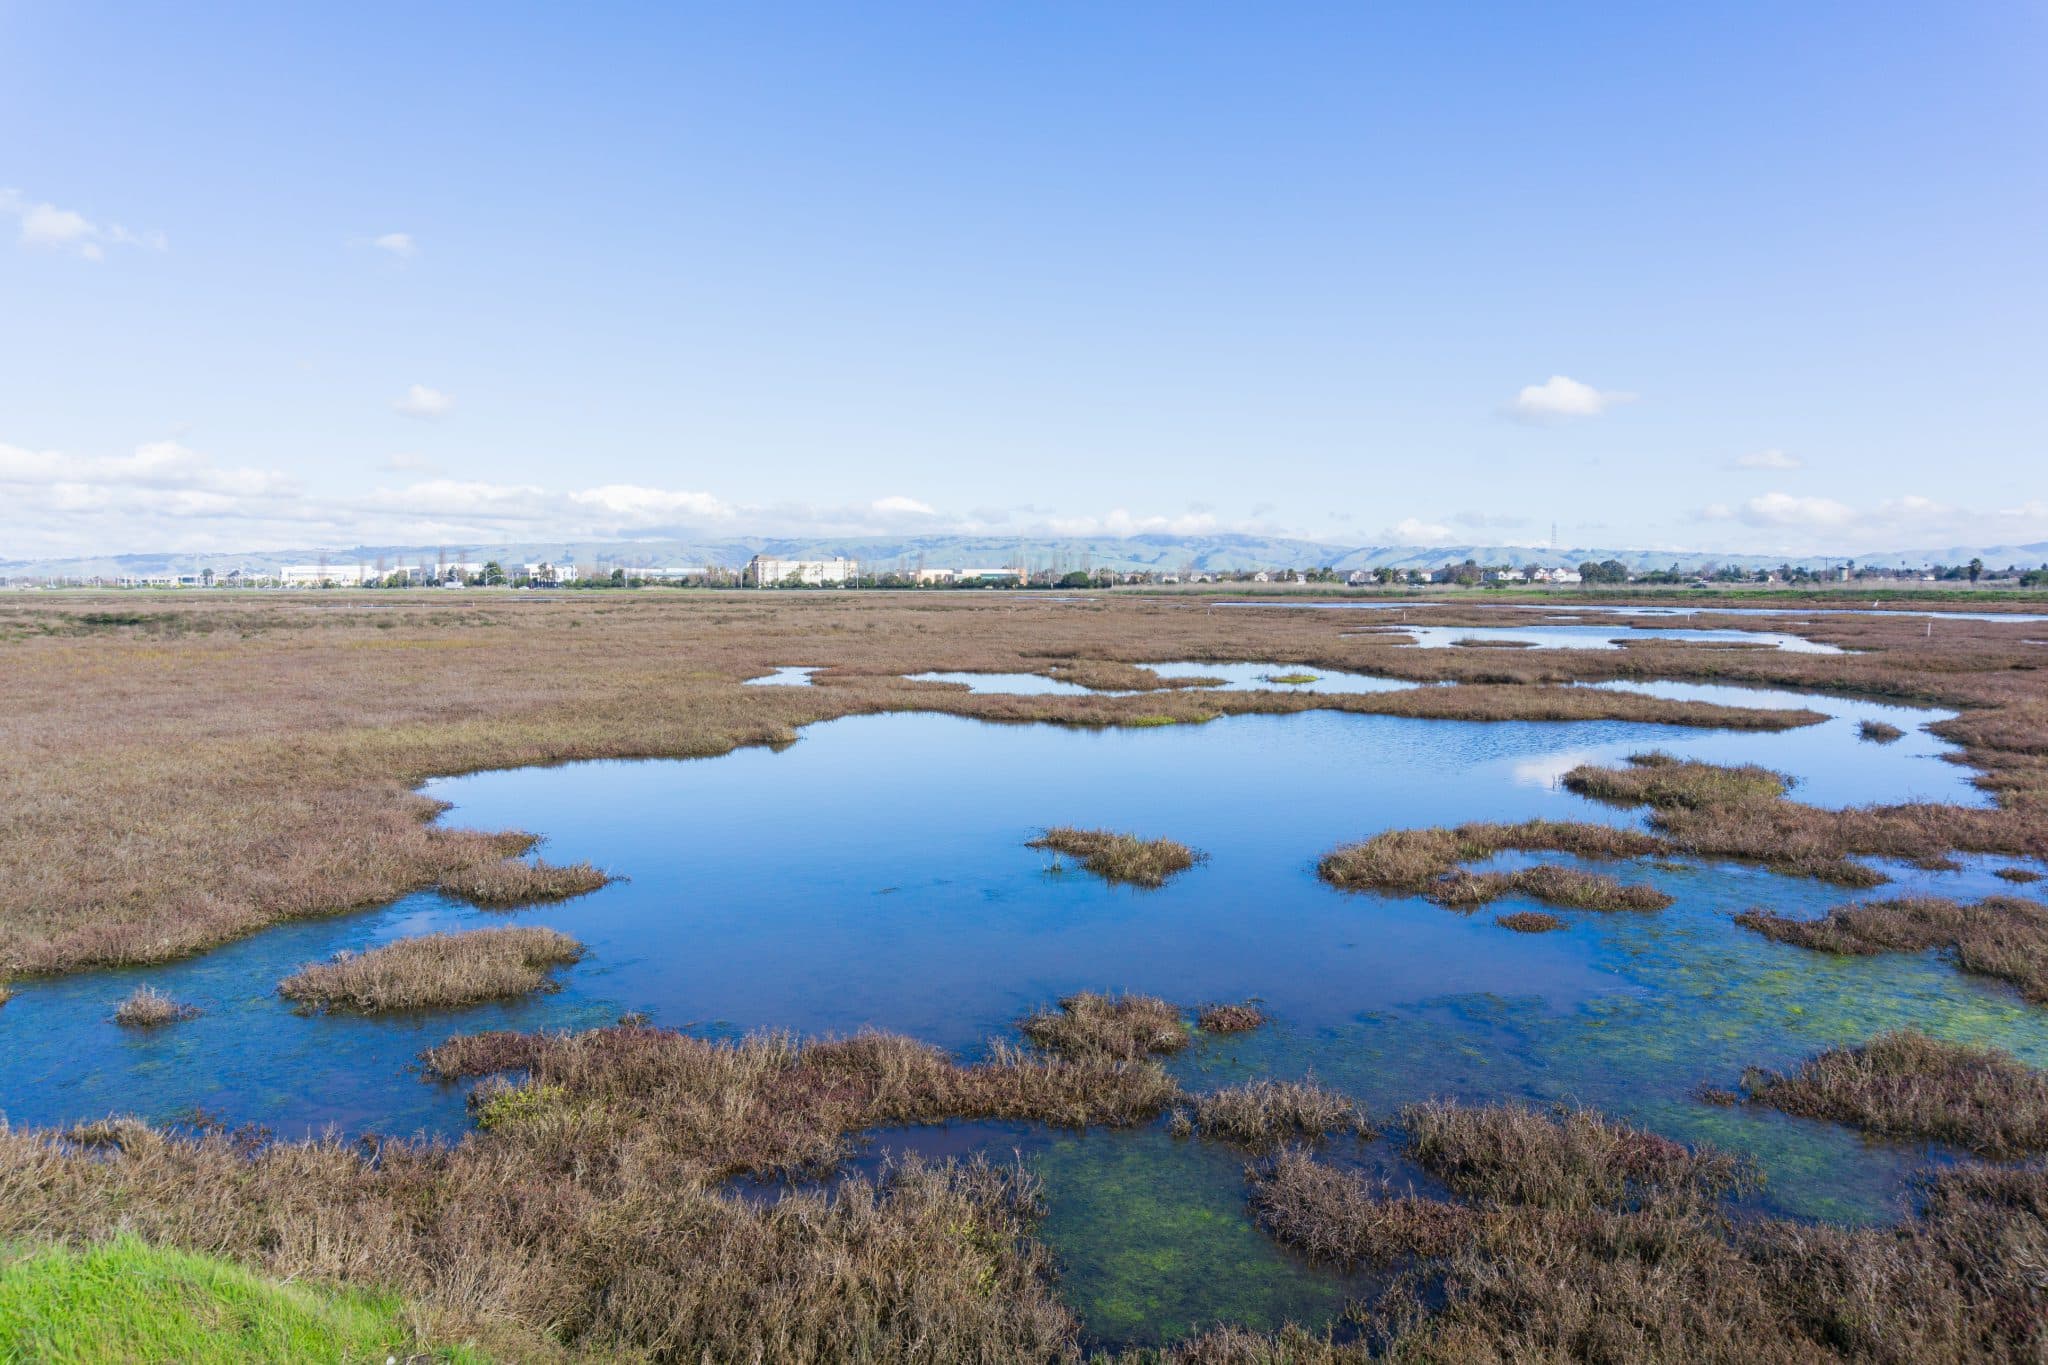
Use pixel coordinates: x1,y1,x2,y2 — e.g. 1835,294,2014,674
1251,571,1271,583
1346,570,1372,586
745,555,859,587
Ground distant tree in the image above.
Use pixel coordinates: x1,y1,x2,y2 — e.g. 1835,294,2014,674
1968,557,1984,584
482,561,506,586
1057,571,1092,588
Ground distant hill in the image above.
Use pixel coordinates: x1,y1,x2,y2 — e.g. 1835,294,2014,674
4,533,2045,581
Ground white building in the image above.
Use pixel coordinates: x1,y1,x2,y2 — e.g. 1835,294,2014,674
746,555,858,587
280,564,372,587
523,561,577,585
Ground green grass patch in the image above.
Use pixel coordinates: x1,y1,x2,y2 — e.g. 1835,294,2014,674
0,1235,484,1363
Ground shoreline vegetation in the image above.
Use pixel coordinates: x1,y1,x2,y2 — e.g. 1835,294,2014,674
1027,827,1206,887
277,926,585,1012
2,1017,2041,1360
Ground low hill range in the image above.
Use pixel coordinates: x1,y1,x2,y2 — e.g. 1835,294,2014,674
5,532,2045,581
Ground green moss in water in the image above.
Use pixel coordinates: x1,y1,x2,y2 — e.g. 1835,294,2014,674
1032,1126,1359,1349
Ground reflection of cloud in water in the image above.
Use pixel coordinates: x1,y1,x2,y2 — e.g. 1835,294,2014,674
1512,750,1604,789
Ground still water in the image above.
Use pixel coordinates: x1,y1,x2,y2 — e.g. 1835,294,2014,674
3,685,2042,1347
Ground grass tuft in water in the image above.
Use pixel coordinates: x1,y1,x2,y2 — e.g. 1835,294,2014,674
1735,1029,2048,1158
278,925,584,1012
1028,827,1206,887
1495,910,1565,933
1171,1080,1372,1152
1195,1001,1267,1034
1020,992,1189,1061
1564,750,1793,809
111,985,200,1028
1858,719,1907,743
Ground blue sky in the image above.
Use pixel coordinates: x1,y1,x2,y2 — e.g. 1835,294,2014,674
2,1,2042,558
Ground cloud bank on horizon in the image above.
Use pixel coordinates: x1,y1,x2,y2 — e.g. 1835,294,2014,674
2,435,2041,562
2,7,2041,561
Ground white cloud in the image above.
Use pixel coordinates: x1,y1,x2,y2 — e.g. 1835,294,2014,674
393,384,454,419
566,485,737,526
1732,449,1801,471
1507,375,1633,421
380,452,439,473
372,232,417,259
1385,517,1455,544
871,494,938,518
1043,508,1220,537
0,187,166,260
1736,492,1857,528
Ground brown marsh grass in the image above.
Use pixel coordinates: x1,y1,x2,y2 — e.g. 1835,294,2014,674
1735,895,2048,1003
437,857,611,909
110,984,200,1027
1995,866,2043,884
1400,1098,1752,1211
1171,1080,1371,1151
1563,750,1794,809
1028,827,1206,887
0,1022,1189,1359
1860,719,1907,743
1195,1001,1267,1033
1734,1030,2048,1158
277,926,584,1012
0,590,1907,977
1495,909,1565,932
1243,1134,2048,1363
1429,864,1675,913
1318,819,1673,912
1018,991,1189,1061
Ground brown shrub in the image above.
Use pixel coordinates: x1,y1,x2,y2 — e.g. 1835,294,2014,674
1859,719,1907,743
278,926,584,1012
1028,827,1206,887
1400,1099,1752,1212
1173,1080,1371,1152
1995,866,2043,884
1564,750,1793,809
1735,895,2048,1003
1495,910,1565,933
110,984,200,1028
1196,1001,1268,1033
1018,992,1188,1062
437,858,610,909
1736,1030,2048,1158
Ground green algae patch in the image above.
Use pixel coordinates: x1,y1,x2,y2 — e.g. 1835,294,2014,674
1032,1127,1359,1350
